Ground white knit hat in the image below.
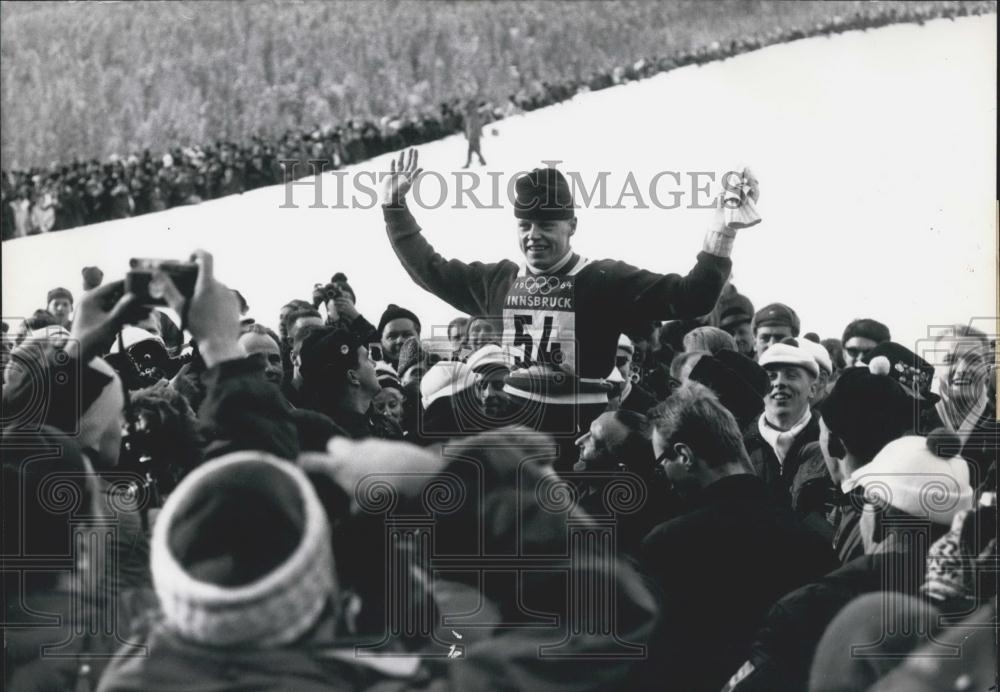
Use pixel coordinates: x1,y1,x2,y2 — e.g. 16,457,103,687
758,339,820,378
854,435,974,526
151,451,335,647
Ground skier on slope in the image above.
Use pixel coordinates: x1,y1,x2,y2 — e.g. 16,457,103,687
381,149,759,463
462,99,487,168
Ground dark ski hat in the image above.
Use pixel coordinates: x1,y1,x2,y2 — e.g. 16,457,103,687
514,168,576,221
378,304,421,336
752,303,800,336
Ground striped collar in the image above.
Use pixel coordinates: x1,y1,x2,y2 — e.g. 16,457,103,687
521,252,586,277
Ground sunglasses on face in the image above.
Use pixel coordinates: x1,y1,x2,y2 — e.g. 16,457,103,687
845,347,872,359
616,356,630,367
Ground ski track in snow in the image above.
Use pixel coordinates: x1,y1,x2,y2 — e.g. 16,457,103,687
3,15,996,349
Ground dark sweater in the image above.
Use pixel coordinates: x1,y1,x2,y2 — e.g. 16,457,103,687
384,203,731,384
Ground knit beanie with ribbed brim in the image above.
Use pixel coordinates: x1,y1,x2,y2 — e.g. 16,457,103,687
514,168,576,221
151,451,335,648
377,304,421,337
46,287,73,305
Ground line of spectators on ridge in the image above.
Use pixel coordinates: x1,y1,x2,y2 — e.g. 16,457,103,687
2,0,993,240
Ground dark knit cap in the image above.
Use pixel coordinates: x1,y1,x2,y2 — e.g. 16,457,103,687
718,293,754,329
688,350,768,428
299,326,364,382
513,167,576,221
842,318,891,346
378,304,421,336
820,367,914,462
46,287,73,305
715,349,770,397
866,341,938,403
329,272,356,303
752,302,799,336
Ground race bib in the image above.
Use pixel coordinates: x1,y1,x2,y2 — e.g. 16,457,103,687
502,272,580,373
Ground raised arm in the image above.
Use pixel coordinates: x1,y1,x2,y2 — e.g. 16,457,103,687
381,149,512,317
612,167,759,321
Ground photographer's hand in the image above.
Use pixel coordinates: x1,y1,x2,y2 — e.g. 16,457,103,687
152,250,243,368
69,280,147,363
382,148,423,207
333,295,359,323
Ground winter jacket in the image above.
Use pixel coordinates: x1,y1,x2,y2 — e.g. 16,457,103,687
97,622,434,692
198,356,301,459
742,411,833,517
828,486,866,564
6,585,155,692
637,474,837,692
729,536,944,692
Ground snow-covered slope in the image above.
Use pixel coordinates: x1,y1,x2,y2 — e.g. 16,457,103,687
3,15,995,348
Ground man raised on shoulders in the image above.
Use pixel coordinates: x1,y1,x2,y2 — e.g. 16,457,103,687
381,149,756,445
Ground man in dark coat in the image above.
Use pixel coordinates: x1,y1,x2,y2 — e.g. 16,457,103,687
639,382,836,692
572,409,677,556
742,338,830,515
298,326,402,440
815,366,914,564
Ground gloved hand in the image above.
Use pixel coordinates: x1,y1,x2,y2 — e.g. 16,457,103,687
704,167,760,257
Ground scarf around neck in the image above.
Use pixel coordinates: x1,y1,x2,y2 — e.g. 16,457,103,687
758,408,812,466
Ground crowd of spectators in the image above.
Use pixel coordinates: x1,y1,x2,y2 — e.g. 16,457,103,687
2,153,996,690
2,0,994,240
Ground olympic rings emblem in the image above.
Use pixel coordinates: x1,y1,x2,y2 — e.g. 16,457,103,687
522,276,561,295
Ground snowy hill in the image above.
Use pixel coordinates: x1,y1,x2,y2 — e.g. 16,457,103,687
3,14,996,349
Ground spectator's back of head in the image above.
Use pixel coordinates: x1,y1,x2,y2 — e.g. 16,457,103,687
820,367,915,465
650,381,750,471
683,326,736,355
286,308,323,345
670,349,709,384
151,452,334,648
612,409,656,477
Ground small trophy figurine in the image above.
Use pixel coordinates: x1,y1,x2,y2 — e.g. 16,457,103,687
721,166,761,230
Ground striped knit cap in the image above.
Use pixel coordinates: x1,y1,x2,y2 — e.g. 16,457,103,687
151,451,335,647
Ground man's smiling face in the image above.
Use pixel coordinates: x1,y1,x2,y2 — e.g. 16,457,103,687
764,364,816,426
517,218,576,272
